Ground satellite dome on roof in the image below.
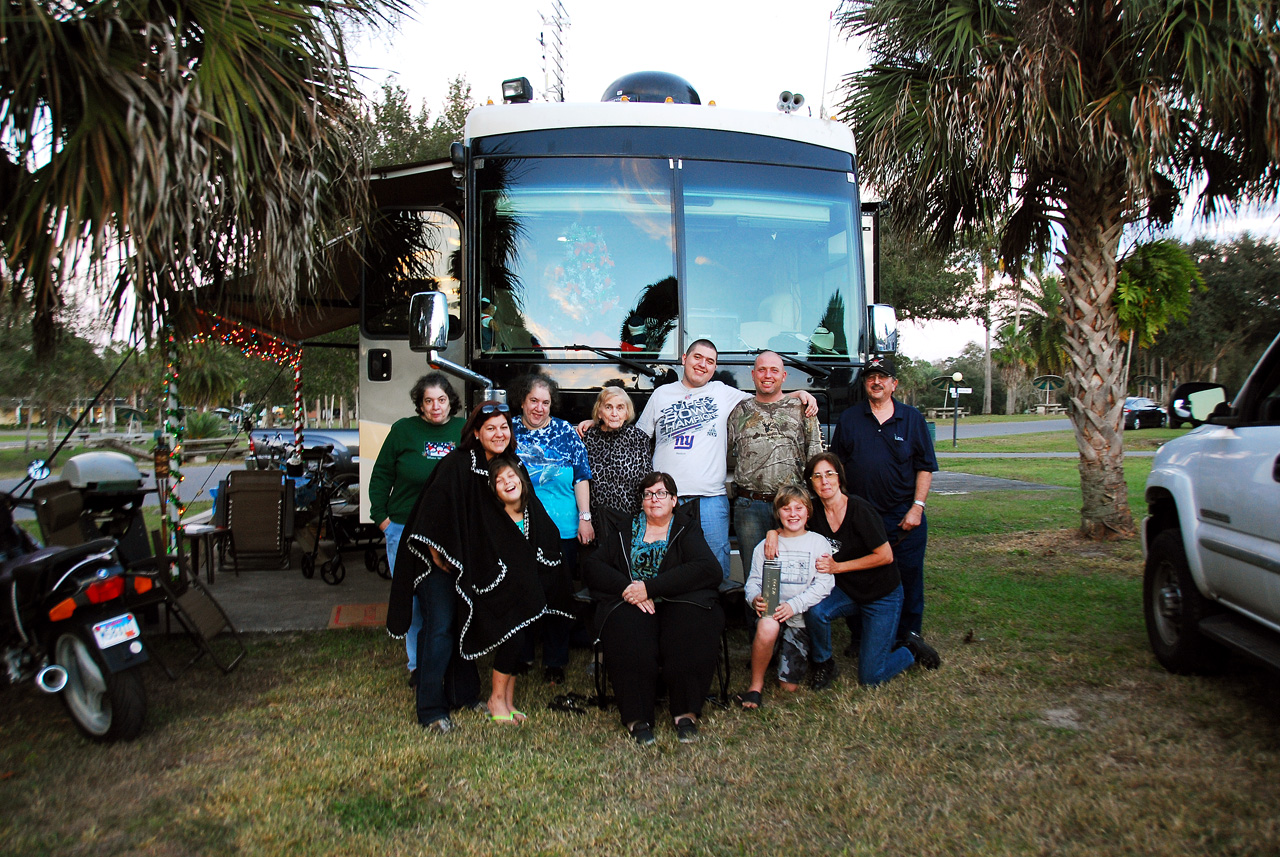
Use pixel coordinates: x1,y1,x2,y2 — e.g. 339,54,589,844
600,71,700,104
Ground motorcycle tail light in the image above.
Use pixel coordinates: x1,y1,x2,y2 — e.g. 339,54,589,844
49,597,76,621
133,576,153,594
85,576,125,603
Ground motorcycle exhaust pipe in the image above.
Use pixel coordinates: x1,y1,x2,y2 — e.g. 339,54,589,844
36,664,68,693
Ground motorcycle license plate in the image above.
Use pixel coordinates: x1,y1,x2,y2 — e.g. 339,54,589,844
92,613,141,650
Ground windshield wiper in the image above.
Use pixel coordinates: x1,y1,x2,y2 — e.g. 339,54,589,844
718,349,833,380
565,345,659,378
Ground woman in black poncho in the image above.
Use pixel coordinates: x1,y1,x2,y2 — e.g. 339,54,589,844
387,401,571,730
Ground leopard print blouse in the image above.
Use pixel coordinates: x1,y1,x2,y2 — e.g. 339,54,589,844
582,424,652,516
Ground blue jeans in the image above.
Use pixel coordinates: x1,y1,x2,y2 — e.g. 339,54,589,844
808,585,914,686
683,494,731,580
385,521,422,671
415,569,480,724
733,496,775,575
884,510,927,637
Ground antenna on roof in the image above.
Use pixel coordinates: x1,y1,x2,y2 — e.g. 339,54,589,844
539,0,570,102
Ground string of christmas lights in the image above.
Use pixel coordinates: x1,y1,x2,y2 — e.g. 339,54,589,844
192,312,304,447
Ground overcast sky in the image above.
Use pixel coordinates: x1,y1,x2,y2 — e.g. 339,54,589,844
348,1,1279,362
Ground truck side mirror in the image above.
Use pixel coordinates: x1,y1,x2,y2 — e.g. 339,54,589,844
1172,385,1228,426
409,291,450,353
869,304,898,353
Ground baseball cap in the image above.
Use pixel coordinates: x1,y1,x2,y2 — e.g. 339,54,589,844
864,355,896,377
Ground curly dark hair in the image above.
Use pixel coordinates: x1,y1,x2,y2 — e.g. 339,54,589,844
510,372,561,415
410,372,462,419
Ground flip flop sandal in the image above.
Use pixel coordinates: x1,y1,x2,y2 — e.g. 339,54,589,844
549,694,587,714
733,690,763,710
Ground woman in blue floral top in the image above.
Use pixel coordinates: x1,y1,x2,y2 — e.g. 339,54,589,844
583,472,724,746
510,372,594,685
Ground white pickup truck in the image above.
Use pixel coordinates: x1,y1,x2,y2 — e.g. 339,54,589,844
1143,331,1280,674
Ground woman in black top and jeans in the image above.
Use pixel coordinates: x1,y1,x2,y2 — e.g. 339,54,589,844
583,472,723,745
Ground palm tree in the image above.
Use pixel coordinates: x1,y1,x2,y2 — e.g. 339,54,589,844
992,322,1035,415
0,0,405,357
838,0,1280,538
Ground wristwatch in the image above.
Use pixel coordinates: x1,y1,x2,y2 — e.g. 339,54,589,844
579,511,592,522
913,500,926,509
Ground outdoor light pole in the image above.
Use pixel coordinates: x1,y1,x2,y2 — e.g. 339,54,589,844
951,372,963,448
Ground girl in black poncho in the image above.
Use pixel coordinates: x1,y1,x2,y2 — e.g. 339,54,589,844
387,402,571,729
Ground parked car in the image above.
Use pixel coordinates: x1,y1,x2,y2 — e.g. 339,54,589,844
1142,331,1280,675
1123,396,1166,429
246,428,359,478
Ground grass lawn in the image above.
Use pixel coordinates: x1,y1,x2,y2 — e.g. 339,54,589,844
2,463,1276,855
938,427,1186,454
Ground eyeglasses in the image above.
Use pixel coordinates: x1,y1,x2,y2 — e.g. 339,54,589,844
641,490,671,500
809,471,840,482
479,402,509,414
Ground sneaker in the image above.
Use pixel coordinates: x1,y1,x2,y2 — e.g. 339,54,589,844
809,658,839,691
544,666,566,685
674,717,698,744
903,631,941,670
423,717,454,734
630,722,656,746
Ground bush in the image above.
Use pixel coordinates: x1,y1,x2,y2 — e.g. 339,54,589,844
185,412,229,439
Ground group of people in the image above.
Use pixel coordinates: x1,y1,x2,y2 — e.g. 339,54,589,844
379,340,942,744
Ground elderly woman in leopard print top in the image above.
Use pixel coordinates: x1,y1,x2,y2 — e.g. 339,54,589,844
582,386,652,516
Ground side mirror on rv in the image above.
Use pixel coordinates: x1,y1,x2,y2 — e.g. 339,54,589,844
409,291,450,353
869,304,898,354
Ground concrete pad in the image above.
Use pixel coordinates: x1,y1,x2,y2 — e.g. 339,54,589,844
203,543,392,633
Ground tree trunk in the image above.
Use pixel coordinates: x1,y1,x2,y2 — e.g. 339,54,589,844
1059,177,1133,539
1002,366,1019,414
45,399,56,455
983,307,993,415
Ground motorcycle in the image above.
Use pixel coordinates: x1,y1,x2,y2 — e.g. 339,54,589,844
1,462,153,742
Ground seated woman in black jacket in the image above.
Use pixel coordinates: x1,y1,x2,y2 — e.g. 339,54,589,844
583,472,724,746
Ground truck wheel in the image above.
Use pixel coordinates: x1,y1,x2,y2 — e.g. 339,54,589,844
1143,529,1222,674
54,629,146,742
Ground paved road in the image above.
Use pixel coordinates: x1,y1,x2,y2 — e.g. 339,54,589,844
946,417,1071,439
2,462,240,519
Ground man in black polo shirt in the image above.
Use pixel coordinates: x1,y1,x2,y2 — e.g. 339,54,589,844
829,356,938,644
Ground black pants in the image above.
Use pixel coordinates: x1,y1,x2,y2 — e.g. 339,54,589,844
600,600,724,728
493,628,530,676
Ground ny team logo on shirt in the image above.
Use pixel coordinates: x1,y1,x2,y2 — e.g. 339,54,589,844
422,441,455,459
656,397,719,449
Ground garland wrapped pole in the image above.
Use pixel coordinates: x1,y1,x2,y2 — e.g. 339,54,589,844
294,358,304,446
159,328,186,552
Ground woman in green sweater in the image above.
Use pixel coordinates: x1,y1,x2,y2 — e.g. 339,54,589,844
369,372,464,683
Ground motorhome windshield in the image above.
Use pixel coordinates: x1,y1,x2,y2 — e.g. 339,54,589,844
476,155,863,359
